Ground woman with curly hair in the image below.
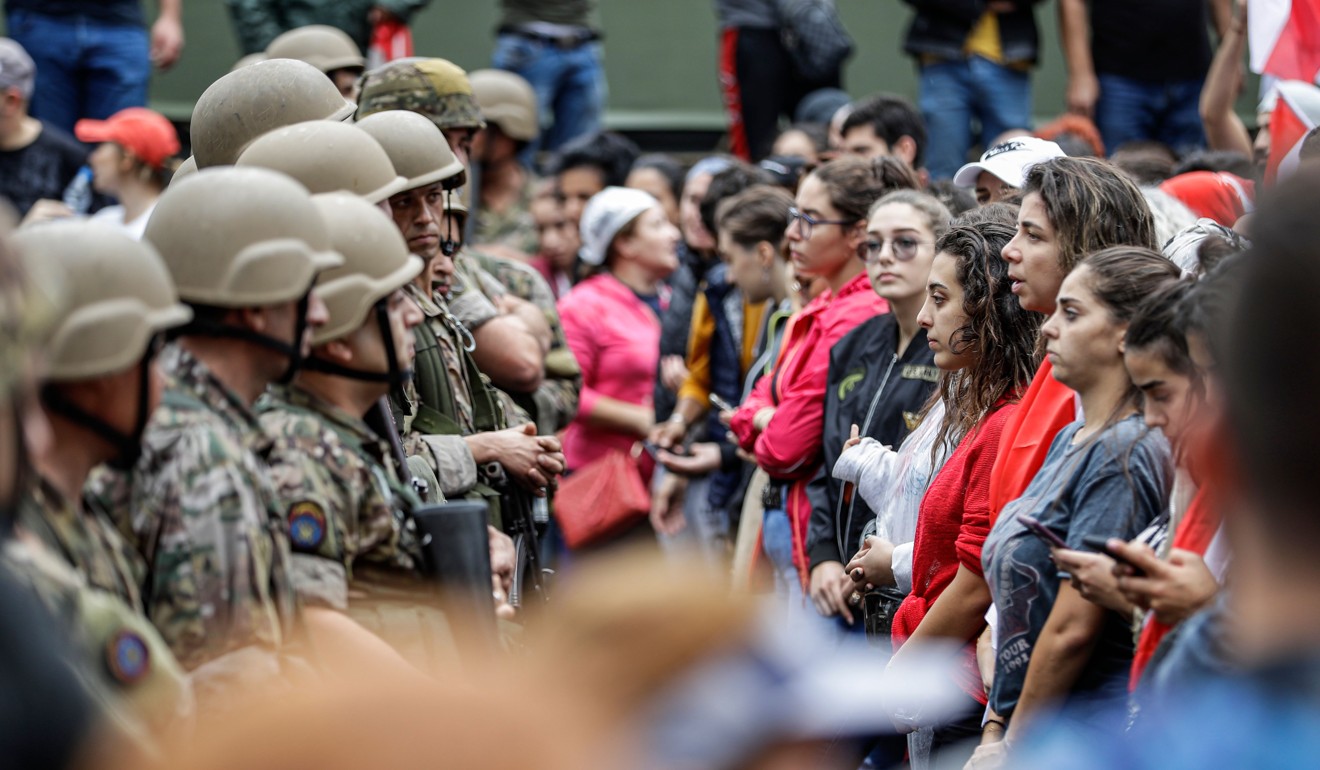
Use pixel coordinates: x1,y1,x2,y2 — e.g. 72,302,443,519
881,219,1043,767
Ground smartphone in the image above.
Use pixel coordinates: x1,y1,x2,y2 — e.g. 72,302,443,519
708,393,736,413
1019,514,1068,549
1081,534,1147,576
642,441,685,460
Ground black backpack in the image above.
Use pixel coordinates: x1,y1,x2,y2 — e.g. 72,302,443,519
778,0,855,83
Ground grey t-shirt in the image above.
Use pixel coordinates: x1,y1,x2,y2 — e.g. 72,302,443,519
984,415,1172,719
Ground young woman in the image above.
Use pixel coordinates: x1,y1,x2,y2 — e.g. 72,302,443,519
558,187,680,476
806,190,950,625
729,157,890,607
978,248,1179,758
650,185,795,535
76,107,180,240
989,157,1157,523
1052,278,1227,692
880,220,1042,767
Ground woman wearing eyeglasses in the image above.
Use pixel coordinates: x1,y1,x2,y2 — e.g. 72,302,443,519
805,189,949,626
729,157,899,614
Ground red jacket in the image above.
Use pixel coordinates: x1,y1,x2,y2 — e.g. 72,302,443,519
731,272,886,584
893,405,1016,705
988,358,1077,525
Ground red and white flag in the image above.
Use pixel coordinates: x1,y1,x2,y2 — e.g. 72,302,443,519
1250,0,1320,82
1265,80,1320,184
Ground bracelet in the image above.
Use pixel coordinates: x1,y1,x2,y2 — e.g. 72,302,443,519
667,413,687,426
983,718,1007,732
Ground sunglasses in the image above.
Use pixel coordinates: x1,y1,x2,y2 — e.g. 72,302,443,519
859,235,928,264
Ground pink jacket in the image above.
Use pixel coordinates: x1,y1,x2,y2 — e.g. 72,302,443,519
558,273,662,471
730,271,887,583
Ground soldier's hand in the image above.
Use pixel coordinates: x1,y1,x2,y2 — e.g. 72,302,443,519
488,525,515,597
492,423,553,491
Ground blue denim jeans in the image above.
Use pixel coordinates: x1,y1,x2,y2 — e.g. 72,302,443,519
6,10,150,135
492,33,606,158
762,506,808,618
919,56,1031,181
1096,74,1205,155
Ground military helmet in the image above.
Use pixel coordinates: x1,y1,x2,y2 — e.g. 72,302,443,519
354,110,466,191
191,58,355,168
231,52,267,72
355,58,485,131
0,211,63,402
10,222,191,381
265,25,365,74
235,121,407,204
469,69,539,142
145,167,343,308
170,154,197,187
308,192,423,345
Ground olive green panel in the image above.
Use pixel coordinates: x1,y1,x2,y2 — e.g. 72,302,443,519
7,1,1259,134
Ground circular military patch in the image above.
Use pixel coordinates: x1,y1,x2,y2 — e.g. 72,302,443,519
105,629,150,685
288,501,327,550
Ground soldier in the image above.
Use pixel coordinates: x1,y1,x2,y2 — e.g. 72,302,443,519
469,68,541,256
85,167,340,702
362,110,562,603
0,212,110,769
260,193,516,667
7,222,193,731
264,25,366,100
359,58,580,436
190,58,354,169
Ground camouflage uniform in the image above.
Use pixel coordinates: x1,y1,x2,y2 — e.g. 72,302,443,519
472,179,540,256
261,385,459,669
469,248,581,435
88,345,302,678
5,483,193,732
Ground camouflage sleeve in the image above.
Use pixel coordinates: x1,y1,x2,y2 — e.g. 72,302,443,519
222,0,286,54
135,424,288,672
447,263,501,330
402,432,478,498
262,422,352,612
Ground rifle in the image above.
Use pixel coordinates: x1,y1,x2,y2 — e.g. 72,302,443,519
366,397,498,640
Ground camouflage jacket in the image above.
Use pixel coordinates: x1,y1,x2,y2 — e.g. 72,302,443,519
472,176,539,257
2,533,193,735
468,248,581,434
86,345,300,674
260,385,426,610
20,476,145,612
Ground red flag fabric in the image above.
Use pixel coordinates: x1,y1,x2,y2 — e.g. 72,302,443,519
1265,80,1320,184
368,19,413,70
1263,0,1320,82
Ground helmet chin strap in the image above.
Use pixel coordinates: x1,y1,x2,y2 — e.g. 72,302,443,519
172,292,312,385
39,342,158,472
301,299,413,406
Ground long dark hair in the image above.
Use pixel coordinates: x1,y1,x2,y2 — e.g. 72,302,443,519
1022,157,1157,274
932,221,1043,454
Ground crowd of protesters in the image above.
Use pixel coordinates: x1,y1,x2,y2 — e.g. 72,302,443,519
3,0,1320,768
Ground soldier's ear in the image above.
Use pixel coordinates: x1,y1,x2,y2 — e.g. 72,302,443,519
320,338,353,365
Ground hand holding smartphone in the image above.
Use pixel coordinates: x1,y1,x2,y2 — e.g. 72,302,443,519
1081,534,1147,577
708,393,736,413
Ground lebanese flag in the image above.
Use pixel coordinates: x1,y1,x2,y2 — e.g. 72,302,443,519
1265,80,1320,184
1251,0,1320,82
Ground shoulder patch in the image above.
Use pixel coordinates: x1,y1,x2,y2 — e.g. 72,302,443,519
837,370,865,401
901,364,940,383
105,630,150,685
288,501,327,551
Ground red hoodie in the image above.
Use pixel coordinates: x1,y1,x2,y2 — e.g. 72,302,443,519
730,272,886,586
988,358,1077,525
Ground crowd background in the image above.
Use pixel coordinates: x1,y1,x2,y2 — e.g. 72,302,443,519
4,0,1320,769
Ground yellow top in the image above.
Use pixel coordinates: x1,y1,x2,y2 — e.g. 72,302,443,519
964,11,1002,63
677,294,768,407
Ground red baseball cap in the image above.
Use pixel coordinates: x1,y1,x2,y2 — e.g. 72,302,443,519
75,107,181,170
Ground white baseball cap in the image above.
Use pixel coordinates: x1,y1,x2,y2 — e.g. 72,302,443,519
953,137,1067,189
578,186,658,266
